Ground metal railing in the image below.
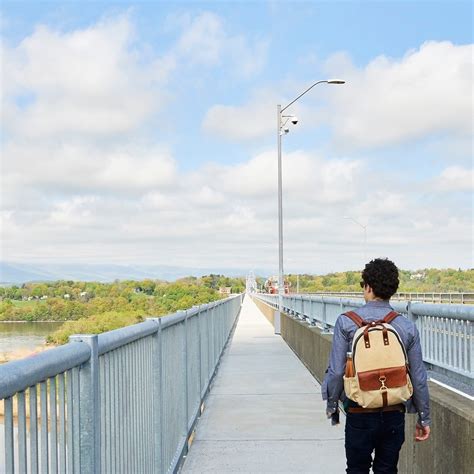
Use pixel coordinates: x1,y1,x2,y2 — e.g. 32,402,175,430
0,294,243,473
299,291,474,304
254,293,473,386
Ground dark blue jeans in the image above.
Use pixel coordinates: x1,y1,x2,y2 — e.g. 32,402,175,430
345,411,405,473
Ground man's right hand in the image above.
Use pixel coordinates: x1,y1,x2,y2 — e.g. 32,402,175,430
415,424,430,442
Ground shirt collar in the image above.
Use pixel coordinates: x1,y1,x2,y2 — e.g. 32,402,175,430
365,300,392,308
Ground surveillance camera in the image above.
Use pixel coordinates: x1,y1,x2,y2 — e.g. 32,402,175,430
283,127,290,134
291,116,299,125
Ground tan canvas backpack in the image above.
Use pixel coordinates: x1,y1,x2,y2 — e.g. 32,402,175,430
343,310,413,409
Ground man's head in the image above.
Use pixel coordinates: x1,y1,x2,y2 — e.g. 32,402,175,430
360,258,399,301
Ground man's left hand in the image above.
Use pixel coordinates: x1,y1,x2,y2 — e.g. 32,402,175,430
415,424,430,442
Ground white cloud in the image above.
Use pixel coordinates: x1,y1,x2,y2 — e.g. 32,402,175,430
49,196,97,226
190,150,363,204
2,14,170,139
432,166,474,192
175,12,224,65
3,142,177,195
172,11,268,77
324,41,473,148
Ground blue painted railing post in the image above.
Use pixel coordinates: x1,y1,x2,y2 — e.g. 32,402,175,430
69,334,100,473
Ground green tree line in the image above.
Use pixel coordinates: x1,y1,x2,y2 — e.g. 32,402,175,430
283,268,474,293
0,275,245,344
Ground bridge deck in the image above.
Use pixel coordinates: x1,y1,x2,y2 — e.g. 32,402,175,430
181,295,346,473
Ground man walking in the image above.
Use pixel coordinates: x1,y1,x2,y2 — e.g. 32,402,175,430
323,258,431,473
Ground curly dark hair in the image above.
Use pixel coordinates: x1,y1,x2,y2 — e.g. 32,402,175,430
361,258,399,300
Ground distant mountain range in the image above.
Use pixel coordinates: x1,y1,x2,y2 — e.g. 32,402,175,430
0,262,263,284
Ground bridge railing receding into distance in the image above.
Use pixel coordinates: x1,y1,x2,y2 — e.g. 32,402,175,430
302,291,474,305
255,293,473,387
0,294,243,474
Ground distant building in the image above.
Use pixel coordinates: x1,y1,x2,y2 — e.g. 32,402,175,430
64,294,71,299
40,295,48,300
410,273,426,280
219,287,232,296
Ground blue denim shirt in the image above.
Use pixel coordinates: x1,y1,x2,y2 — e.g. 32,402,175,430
322,300,431,426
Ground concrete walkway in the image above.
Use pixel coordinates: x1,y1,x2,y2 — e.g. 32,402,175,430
181,296,346,473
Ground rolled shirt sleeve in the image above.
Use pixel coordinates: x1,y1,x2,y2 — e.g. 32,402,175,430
322,316,350,412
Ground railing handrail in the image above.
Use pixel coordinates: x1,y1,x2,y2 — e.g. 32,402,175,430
293,291,474,304
0,342,91,400
256,293,474,322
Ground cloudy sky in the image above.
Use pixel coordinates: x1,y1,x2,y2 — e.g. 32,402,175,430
1,1,472,275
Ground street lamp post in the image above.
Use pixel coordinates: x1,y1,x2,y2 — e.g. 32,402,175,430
344,216,368,263
276,79,345,334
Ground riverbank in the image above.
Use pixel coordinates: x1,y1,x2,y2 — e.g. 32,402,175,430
0,344,51,364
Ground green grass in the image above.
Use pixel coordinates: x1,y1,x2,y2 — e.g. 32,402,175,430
10,300,44,308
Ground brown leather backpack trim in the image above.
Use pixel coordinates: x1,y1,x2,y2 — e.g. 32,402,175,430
344,311,365,328
363,327,371,348
357,366,408,391
382,391,388,407
383,311,399,324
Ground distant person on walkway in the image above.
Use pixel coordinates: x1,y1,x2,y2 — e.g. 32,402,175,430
322,258,431,473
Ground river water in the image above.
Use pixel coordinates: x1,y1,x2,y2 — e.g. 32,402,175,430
0,322,63,363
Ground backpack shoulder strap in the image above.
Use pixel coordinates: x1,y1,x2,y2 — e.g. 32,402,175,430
383,311,400,324
344,311,366,328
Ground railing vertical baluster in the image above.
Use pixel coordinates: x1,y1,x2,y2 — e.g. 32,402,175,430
30,384,39,474
467,321,471,373
103,353,113,473
50,376,58,474
147,336,154,470
18,391,27,472
110,349,120,473
119,348,125,472
66,370,74,473
159,320,165,474
125,345,131,472
442,318,448,370
58,373,67,474
40,381,49,473
139,339,146,472
72,367,81,472
437,318,442,366
134,341,139,473
99,357,106,474
427,316,432,362
127,344,133,472
456,320,460,370
452,319,458,370
131,345,137,471
5,396,15,473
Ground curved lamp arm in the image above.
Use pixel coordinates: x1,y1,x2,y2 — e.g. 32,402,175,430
281,79,345,113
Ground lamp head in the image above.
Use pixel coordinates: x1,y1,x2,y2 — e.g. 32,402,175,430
327,79,345,84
